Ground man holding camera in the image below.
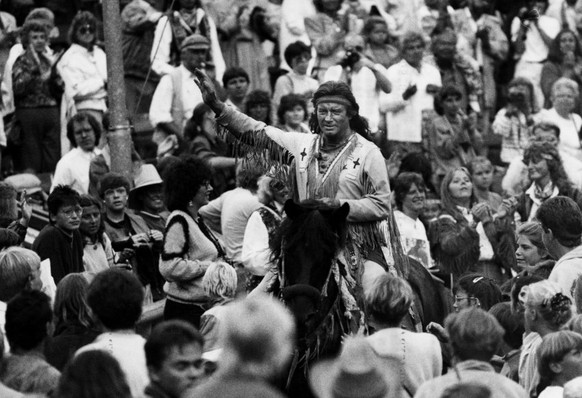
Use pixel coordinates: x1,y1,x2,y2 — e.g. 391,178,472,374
322,34,392,134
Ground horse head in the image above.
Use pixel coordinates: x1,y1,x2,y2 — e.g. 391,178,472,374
271,199,349,329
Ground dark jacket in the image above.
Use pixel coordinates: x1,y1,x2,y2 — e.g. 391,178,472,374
516,184,582,222
32,224,84,284
44,320,100,371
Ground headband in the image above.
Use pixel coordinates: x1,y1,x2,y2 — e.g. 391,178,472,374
314,95,353,108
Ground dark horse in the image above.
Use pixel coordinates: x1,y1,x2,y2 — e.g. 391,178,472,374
270,200,450,397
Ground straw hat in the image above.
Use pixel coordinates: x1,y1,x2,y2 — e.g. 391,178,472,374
309,336,391,398
128,164,163,209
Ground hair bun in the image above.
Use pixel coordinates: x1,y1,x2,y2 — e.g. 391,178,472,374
550,292,572,313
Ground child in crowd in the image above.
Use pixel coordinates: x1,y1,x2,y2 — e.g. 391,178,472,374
469,156,503,211
362,16,399,69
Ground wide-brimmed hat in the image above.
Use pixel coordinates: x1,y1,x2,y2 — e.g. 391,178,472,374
309,337,391,398
128,164,163,209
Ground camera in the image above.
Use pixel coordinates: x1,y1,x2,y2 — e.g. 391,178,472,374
340,50,361,69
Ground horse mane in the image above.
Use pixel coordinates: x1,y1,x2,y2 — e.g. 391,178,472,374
270,200,347,266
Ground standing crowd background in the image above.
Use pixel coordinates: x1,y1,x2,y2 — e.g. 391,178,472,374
5,0,582,397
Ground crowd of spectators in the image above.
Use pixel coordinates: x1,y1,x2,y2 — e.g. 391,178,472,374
4,0,582,397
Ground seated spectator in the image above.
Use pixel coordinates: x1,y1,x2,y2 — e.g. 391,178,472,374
520,280,573,396
537,331,582,398
272,41,319,116
361,16,399,69
541,29,582,111
145,320,206,398
276,93,310,133
51,113,102,195
128,164,169,232
58,11,107,126
537,196,582,302
44,274,100,371
514,142,582,223
32,185,84,284
453,274,503,312
468,157,502,211
0,247,42,351
392,172,433,269
492,77,539,165
0,291,60,395
415,308,528,398
199,261,237,353
538,78,582,161
184,104,236,197
428,85,483,189
100,173,165,301
55,350,132,398
184,295,294,398
222,66,250,110
244,90,272,124
365,274,442,396
76,268,148,398
489,302,525,382
78,194,115,273
515,221,554,278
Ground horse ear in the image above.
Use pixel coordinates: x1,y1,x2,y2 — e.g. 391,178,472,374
284,199,303,219
332,202,350,221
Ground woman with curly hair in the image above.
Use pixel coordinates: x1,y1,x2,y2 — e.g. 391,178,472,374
57,11,107,126
541,29,582,111
44,274,100,371
515,141,582,222
519,280,573,397
276,93,310,133
160,156,227,327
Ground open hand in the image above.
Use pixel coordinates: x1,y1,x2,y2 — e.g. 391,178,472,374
193,68,224,114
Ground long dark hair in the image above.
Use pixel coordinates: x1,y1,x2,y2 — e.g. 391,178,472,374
308,81,371,140
440,167,477,223
547,29,582,64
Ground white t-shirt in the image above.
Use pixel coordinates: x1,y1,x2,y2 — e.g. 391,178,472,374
394,210,433,268
511,15,560,63
538,108,582,160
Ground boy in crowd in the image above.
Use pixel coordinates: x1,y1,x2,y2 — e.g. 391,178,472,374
32,185,84,284
100,172,165,301
222,67,250,111
144,320,206,398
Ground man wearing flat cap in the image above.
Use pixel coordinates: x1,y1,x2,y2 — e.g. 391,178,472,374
149,34,210,148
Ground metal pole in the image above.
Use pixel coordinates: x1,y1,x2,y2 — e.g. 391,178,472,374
102,0,132,178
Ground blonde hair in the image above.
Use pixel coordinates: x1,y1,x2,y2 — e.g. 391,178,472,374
202,261,237,300
219,295,295,379
0,247,40,302
551,77,580,99
538,331,582,382
523,280,572,328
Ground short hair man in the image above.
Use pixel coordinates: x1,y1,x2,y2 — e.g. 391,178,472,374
537,196,582,301
51,112,102,195
32,185,84,283
76,268,148,398
415,308,527,398
150,34,211,141
100,172,165,301
144,320,205,398
0,291,60,395
222,66,250,111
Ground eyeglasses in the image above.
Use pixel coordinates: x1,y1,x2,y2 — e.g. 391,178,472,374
78,25,94,35
60,206,83,218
